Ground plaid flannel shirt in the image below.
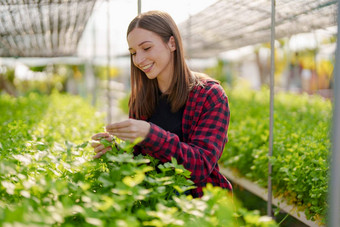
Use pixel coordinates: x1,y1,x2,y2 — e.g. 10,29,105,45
131,80,232,197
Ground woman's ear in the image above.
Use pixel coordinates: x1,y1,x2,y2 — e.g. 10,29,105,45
168,36,176,52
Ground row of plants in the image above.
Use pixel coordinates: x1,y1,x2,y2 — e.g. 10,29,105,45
0,91,276,226
221,85,332,225
0,64,122,97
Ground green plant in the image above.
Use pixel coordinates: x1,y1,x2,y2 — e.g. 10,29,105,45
0,91,277,226
221,86,331,224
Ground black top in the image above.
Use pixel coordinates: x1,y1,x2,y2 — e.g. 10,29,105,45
148,92,185,141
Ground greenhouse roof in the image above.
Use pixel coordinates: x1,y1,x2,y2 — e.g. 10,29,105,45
0,0,97,58
179,0,338,58
0,0,337,59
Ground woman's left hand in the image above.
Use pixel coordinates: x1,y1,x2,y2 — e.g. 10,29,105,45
105,119,151,142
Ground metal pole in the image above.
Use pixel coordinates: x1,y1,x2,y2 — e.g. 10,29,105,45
187,14,192,61
106,0,112,124
138,0,141,15
187,1,192,61
91,13,97,107
267,0,275,218
328,0,340,226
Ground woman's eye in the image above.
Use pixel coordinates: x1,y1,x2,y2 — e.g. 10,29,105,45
130,52,136,56
144,47,151,51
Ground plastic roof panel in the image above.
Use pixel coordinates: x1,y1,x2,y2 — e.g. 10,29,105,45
0,0,97,57
179,0,337,58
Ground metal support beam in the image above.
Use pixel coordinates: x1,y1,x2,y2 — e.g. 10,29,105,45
267,0,275,218
138,0,141,15
91,13,97,107
328,0,340,226
106,0,112,124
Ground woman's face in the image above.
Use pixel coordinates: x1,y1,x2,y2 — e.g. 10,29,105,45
127,28,176,85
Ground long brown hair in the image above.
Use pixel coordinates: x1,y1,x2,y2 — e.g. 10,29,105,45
127,11,205,119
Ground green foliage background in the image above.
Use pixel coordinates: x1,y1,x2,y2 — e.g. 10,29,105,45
221,86,331,224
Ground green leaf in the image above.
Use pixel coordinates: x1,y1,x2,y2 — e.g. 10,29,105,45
100,139,112,148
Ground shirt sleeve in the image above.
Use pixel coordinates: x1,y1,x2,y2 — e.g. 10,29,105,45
137,83,230,185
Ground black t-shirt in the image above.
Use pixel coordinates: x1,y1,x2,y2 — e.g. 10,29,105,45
148,92,185,141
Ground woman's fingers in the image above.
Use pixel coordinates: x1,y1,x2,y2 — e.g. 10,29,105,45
90,134,113,148
94,144,105,153
93,146,112,159
91,132,111,140
90,140,100,148
110,132,138,142
105,119,150,142
90,132,115,159
105,120,131,133
90,119,150,158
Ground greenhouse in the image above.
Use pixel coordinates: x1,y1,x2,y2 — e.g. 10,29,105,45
0,0,339,227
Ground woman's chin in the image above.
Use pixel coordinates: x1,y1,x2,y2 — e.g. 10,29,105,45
145,73,157,80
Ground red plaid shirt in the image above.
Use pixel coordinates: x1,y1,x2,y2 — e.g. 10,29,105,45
131,80,232,197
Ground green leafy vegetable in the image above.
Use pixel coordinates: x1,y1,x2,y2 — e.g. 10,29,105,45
221,87,330,224
0,91,276,226
100,138,112,148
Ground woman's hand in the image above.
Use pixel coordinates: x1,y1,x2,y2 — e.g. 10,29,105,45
105,119,150,142
90,132,114,159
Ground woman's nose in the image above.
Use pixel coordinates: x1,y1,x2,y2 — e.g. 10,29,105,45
134,53,145,66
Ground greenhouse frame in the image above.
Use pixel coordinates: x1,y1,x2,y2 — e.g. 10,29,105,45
0,0,97,57
0,0,339,226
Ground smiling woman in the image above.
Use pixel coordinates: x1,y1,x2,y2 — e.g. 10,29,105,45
91,10,232,198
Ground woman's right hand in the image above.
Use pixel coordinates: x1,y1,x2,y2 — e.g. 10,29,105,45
90,132,114,159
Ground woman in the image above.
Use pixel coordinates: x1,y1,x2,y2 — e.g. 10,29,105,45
91,10,232,198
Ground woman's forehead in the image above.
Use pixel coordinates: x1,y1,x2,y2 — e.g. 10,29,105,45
127,28,160,48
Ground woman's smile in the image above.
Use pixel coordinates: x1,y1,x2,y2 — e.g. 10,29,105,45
141,63,154,73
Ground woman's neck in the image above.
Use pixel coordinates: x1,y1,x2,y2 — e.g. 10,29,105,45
157,79,170,93
157,69,174,93
157,55,175,93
